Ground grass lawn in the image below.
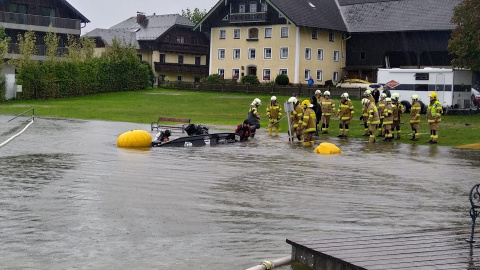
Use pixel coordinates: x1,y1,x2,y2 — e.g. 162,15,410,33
1,88,479,147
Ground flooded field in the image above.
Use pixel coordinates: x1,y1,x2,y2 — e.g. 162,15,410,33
1,115,480,270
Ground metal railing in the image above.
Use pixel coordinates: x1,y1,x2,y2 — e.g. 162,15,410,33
0,108,35,148
7,43,68,56
0,11,81,30
229,12,267,23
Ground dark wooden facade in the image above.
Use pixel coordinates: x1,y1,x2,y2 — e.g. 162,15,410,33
345,31,454,81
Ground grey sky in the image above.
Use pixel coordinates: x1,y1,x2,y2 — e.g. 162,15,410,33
67,0,218,35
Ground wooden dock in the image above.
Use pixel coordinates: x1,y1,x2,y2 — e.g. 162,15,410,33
287,229,480,270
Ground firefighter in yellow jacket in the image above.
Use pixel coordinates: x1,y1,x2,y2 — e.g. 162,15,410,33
288,97,304,142
377,93,387,137
337,93,354,138
361,89,376,136
320,91,335,133
363,98,380,143
391,93,404,140
409,94,421,141
426,92,443,144
383,98,394,142
299,100,317,146
266,96,283,136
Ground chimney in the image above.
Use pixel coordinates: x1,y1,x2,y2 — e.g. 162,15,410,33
137,12,146,23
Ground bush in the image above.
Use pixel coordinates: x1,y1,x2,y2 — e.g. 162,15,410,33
206,74,223,84
275,74,289,85
240,75,259,84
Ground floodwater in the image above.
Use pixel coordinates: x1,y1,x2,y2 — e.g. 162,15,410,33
1,115,480,270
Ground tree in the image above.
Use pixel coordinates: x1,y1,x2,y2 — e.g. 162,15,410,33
0,27,11,71
44,26,60,63
181,8,207,24
448,0,480,71
9,30,37,69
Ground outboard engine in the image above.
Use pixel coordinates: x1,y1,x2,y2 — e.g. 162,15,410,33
185,124,209,136
155,129,171,142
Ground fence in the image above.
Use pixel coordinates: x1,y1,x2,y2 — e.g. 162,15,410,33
158,81,366,98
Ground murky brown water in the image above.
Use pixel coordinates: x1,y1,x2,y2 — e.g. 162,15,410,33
1,115,480,270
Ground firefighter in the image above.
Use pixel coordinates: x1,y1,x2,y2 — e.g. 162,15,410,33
320,91,335,134
377,93,387,137
337,93,354,138
247,98,261,138
288,97,304,142
426,92,443,144
391,93,404,140
361,89,375,136
266,96,282,136
382,98,394,141
315,89,323,103
363,98,380,143
299,100,316,146
409,94,421,141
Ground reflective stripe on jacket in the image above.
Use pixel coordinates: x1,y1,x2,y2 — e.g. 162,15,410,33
427,100,442,123
301,107,317,133
410,101,421,123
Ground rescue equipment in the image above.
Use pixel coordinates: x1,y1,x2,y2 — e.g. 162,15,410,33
117,130,152,148
314,142,342,155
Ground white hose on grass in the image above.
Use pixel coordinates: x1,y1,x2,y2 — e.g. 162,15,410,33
0,119,34,148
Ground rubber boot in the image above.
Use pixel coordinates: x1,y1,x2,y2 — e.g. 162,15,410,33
275,129,279,136
268,128,272,136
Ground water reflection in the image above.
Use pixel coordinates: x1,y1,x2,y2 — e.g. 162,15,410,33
0,115,479,269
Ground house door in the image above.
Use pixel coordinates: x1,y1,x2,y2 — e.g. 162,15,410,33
248,66,257,76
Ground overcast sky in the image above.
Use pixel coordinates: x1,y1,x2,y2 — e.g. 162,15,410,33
67,0,219,35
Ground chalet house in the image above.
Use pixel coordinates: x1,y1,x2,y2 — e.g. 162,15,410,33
195,0,348,85
0,0,90,60
196,0,464,85
86,14,210,83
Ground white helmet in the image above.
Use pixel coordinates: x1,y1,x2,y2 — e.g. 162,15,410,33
362,98,370,106
324,91,330,96
315,89,322,95
271,96,277,101
364,89,372,96
411,94,419,101
253,98,262,105
391,93,400,100
381,93,387,99
341,93,349,99
385,97,392,102
287,97,297,103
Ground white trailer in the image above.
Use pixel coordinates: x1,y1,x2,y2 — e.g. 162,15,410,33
377,68,473,109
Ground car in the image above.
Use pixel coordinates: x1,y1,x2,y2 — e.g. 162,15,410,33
336,79,372,90
472,87,480,108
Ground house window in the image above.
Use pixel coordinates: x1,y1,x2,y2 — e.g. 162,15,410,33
233,29,241,39
261,3,268,12
177,36,185,43
264,48,272,59
263,69,271,81
248,28,259,40
137,54,143,61
219,30,226,39
329,31,335,42
281,27,289,38
178,75,183,81
249,1,257,12
232,69,240,80
195,56,201,65
333,71,339,82
360,52,366,60
316,70,323,82
280,47,288,59
233,48,240,60
317,49,324,60
248,48,256,60
39,7,55,17
164,35,170,42
178,55,184,64
9,3,27,13
333,51,339,62
304,69,311,81
218,69,225,78
194,77,201,83
265,28,272,38
218,49,226,60
312,29,318,40
305,48,312,60
279,69,288,75
239,4,246,13
159,54,166,63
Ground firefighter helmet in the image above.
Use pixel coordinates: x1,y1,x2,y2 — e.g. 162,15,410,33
364,89,372,96
324,91,331,96
253,98,262,105
429,92,437,99
302,100,311,107
315,89,322,95
341,93,349,99
287,97,297,103
411,94,419,101
361,98,370,106
271,96,277,101
385,97,392,102
391,93,400,100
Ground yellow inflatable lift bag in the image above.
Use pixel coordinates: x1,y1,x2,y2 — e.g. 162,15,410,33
314,142,342,155
117,130,152,148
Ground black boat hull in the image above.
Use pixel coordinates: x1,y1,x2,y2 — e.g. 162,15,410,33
151,133,239,147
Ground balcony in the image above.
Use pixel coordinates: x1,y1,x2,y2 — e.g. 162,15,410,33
154,62,208,75
229,12,267,23
7,43,68,58
0,11,81,31
156,43,209,55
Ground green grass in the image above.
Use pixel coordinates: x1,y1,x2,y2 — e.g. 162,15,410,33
1,88,479,147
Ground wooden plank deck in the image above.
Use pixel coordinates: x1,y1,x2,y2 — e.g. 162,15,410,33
287,229,480,270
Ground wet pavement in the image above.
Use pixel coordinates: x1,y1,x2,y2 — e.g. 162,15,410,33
1,115,480,270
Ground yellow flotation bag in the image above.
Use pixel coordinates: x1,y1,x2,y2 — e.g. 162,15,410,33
314,142,342,155
117,130,152,148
